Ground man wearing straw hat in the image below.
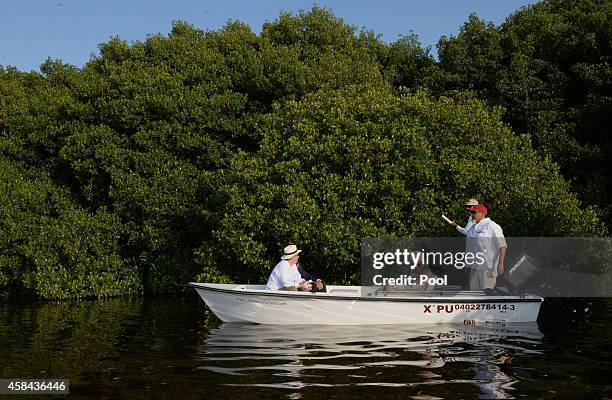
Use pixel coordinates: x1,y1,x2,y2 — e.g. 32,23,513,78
266,244,322,291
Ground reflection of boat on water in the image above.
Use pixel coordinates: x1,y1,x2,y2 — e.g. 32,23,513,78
199,322,543,362
189,283,543,324
197,322,543,398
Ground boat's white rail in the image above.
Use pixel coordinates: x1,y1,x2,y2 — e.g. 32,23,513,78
188,283,543,301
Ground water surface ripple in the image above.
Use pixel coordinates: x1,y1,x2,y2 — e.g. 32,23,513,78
197,322,544,399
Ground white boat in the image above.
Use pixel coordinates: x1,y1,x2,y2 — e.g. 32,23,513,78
189,283,543,325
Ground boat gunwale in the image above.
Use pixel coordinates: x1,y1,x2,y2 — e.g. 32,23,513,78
188,283,544,303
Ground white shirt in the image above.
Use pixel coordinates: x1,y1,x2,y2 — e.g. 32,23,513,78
466,218,507,270
266,260,304,290
456,216,474,236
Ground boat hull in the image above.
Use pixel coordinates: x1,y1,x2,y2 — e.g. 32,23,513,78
190,283,543,325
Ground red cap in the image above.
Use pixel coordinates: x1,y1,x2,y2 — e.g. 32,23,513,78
466,204,488,213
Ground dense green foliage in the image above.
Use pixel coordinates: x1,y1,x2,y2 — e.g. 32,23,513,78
431,0,612,225
209,86,604,283
0,3,609,298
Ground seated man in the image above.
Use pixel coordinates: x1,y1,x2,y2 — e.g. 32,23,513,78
297,263,326,292
266,244,313,291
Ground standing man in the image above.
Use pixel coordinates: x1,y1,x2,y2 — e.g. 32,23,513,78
446,198,479,235
266,244,312,291
464,204,507,290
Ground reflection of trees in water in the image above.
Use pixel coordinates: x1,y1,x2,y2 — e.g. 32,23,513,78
198,323,544,398
0,297,208,398
0,298,143,381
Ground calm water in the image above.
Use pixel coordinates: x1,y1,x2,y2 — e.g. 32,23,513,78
0,294,610,399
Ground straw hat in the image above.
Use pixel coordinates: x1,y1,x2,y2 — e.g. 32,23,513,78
281,244,302,260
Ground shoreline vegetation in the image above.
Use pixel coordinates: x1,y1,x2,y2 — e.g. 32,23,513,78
1,1,610,299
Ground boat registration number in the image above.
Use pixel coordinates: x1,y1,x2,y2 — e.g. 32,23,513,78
423,304,516,314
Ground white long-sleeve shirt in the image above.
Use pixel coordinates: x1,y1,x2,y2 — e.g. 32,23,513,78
266,260,304,290
465,218,507,270
456,216,474,236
